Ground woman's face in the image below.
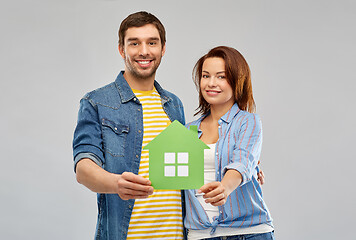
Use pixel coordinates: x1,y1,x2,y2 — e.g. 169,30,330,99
200,57,234,108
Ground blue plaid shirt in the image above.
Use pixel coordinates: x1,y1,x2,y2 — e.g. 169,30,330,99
184,103,273,234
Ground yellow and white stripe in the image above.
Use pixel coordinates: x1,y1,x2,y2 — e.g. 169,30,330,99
127,88,183,240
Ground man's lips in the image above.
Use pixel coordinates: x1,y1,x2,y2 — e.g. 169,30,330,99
136,60,153,68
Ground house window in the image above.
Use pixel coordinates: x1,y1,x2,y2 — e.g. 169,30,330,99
164,152,189,177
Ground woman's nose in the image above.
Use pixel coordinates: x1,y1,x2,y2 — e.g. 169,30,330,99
208,76,217,87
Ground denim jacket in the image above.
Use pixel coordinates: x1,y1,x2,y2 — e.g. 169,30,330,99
73,71,185,240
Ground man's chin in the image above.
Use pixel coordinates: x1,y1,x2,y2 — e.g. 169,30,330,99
132,69,157,80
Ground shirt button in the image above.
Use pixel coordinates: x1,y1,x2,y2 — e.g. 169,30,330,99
216,152,218,156
218,126,221,129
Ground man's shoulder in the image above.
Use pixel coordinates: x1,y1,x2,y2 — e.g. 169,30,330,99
162,88,182,101
83,82,116,99
81,81,121,108
155,82,182,104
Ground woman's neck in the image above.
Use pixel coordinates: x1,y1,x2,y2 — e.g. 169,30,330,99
209,102,234,122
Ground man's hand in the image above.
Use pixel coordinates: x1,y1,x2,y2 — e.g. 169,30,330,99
198,182,228,206
257,170,265,185
117,172,154,200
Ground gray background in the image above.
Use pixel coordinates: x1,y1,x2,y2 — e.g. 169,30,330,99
1,0,355,239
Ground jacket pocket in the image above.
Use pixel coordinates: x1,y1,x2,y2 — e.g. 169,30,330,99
101,118,129,157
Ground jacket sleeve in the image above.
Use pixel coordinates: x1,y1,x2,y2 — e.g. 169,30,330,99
72,97,105,172
223,113,262,186
177,97,186,125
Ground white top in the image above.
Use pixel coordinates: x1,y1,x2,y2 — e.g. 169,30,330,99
196,143,219,223
188,143,273,239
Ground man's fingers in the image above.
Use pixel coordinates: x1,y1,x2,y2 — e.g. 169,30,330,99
121,172,151,186
119,177,153,193
117,172,154,200
257,170,265,185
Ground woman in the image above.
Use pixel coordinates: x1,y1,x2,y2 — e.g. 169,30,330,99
184,46,274,240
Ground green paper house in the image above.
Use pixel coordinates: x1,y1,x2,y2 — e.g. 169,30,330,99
144,120,209,190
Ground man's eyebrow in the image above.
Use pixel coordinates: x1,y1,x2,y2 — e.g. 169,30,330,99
126,37,160,42
127,37,139,42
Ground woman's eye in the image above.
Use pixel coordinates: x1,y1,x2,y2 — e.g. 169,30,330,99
218,75,226,79
202,75,209,78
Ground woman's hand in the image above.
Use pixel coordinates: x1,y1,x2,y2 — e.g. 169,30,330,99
198,169,242,206
198,182,228,206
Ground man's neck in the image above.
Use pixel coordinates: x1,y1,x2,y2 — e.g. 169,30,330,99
123,71,155,91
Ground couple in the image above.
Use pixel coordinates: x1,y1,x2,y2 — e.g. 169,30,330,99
73,11,274,240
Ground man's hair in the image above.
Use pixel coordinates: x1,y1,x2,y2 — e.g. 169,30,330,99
118,11,166,49
193,46,256,116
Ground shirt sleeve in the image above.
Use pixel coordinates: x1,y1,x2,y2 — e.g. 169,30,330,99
223,113,262,186
72,97,105,172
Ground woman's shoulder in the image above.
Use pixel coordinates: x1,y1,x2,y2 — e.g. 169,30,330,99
185,116,204,128
237,109,261,122
234,110,262,130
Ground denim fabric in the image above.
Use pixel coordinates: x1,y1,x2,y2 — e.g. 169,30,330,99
202,231,275,240
184,104,273,233
73,71,185,240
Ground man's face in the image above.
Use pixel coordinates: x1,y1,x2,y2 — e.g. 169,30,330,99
119,24,165,80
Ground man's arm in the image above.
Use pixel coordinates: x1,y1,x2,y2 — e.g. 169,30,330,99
76,159,154,200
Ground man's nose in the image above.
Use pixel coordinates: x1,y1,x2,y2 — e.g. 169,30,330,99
139,44,149,56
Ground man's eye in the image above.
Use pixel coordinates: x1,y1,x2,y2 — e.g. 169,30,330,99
130,42,138,46
149,42,157,46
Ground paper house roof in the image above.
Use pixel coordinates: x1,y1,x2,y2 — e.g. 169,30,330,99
144,120,209,189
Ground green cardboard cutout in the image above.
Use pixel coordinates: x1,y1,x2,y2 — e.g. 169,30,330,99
144,120,209,189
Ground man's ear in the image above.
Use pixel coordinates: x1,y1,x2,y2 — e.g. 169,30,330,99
162,44,166,57
118,45,125,59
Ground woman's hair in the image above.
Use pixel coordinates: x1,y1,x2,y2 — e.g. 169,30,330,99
193,46,255,116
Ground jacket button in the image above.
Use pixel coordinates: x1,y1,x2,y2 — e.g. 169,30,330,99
138,130,141,133
138,108,141,111
136,155,139,158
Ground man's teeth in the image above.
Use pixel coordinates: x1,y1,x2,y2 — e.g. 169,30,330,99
138,61,150,64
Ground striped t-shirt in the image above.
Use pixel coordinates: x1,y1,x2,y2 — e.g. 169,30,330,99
126,88,184,240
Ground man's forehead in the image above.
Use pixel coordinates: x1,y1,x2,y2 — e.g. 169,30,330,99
124,24,161,41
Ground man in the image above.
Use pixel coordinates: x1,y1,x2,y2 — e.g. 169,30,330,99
73,11,185,239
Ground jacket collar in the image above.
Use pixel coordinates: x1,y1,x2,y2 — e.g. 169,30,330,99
220,103,240,124
114,71,171,104
195,103,240,137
